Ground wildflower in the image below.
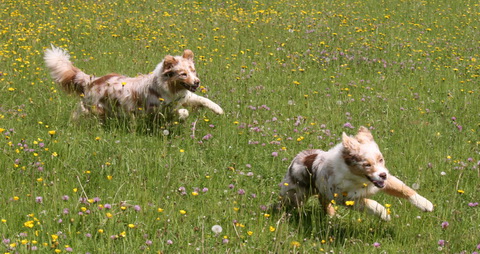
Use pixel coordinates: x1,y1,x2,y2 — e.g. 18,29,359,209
343,122,354,129
290,241,301,247
468,202,479,207
269,226,275,232
222,238,229,244
272,152,278,157
180,210,187,215
237,189,245,195
247,231,253,236
441,221,449,229
24,220,35,228
211,225,223,234
345,201,355,206
145,240,153,245
134,205,141,211
48,130,56,135
128,224,135,228
35,196,43,203
166,240,173,245
438,239,445,247
373,242,381,248
457,190,465,194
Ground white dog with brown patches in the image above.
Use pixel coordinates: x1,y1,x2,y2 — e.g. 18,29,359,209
44,45,224,121
279,127,433,220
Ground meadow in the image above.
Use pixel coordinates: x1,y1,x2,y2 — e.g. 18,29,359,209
1,0,479,253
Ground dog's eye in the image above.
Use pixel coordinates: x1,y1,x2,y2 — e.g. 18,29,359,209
179,73,187,78
363,162,372,168
378,158,384,163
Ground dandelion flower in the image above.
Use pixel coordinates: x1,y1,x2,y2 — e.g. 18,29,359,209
211,225,223,234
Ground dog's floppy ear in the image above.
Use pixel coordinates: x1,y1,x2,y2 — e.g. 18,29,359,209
355,126,373,144
182,49,194,60
342,132,360,152
162,55,178,74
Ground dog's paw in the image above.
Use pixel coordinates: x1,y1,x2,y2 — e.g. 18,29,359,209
409,194,434,212
210,104,224,115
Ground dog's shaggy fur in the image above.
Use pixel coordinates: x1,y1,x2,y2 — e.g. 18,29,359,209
279,126,433,220
44,45,224,121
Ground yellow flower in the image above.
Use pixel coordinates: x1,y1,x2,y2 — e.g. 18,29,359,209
1,219,6,223
106,213,113,218
119,231,126,237
191,192,199,196
128,224,135,228
51,234,59,242
98,229,104,234
157,208,164,212
247,231,253,236
290,241,301,247
180,210,187,215
269,226,275,232
179,149,185,153
345,201,355,206
457,190,465,194
48,130,56,135
107,175,113,180
264,213,270,218
24,220,35,228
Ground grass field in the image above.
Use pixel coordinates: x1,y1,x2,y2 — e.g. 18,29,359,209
1,0,479,253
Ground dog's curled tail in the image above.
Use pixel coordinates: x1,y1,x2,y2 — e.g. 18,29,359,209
44,45,91,95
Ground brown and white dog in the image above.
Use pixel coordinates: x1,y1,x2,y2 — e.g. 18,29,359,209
279,126,433,220
44,45,224,121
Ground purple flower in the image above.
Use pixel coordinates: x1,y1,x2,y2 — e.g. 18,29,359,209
85,233,92,238
178,186,186,192
66,247,73,252
438,240,445,247
35,196,43,203
271,152,278,157
343,122,354,129
222,238,229,244
134,205,141,212
145,240,153,245
228,184,235,189
63,208,69,214
62,195,69,201
441,221,449,229
468,202,479,207
104,204,112,209
237,189,246,195
373,242,381,248
202,133,213,140
202,188,208,193
166,240,173,245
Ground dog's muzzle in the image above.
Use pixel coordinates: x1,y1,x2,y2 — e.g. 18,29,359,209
366,173,387,188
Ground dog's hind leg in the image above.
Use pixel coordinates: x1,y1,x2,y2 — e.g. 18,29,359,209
382,176,434,212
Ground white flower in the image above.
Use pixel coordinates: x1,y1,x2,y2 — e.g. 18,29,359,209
211,225,223,234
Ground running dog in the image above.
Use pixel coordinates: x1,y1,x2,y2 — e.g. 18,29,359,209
279,126,433,220
44,45,224,121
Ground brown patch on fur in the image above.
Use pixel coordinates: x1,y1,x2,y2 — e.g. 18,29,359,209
303,153,317,172
60,66,83,94
162,56,177,74
91,74,121,87
182,49,194,60
355,126,373,144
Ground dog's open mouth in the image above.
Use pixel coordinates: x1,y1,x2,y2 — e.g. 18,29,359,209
366,176,385,188
181,83,198,92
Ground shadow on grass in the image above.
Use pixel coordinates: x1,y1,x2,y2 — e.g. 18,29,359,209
271,203,397,245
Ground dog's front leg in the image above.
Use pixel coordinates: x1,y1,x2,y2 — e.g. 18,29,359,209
355,199,391,221
383,176,434,212
182,93,224,115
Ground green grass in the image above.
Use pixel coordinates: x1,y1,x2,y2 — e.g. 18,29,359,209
1,0,479,253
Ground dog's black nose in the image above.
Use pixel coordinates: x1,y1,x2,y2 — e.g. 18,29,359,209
194,79,200,86
379,172,387,180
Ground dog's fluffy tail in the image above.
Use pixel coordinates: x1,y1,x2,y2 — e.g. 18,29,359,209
44,45,91,95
